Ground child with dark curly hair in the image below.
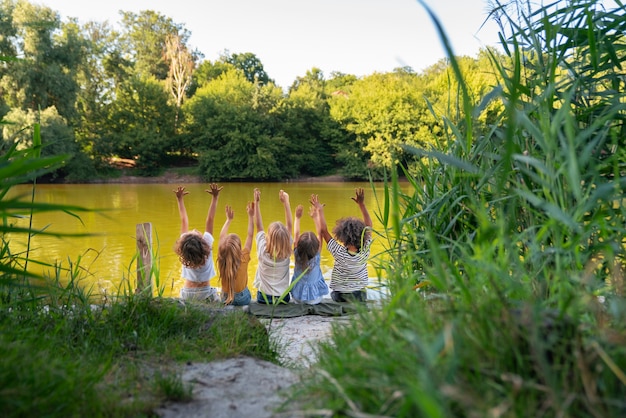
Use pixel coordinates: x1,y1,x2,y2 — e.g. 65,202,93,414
173,184,222,302
311,188,372,302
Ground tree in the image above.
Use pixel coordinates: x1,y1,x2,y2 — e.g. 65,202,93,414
329,71,426,176
119,10,189,80
1,0,82,120
104,75,176,174
164,33,194,130
182,70,290,180
221,51,272,85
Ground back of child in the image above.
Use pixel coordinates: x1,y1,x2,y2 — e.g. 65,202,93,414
253,188,293,304
311,189,372,303
290,203,329,304
217,202,254,306
173,184,222,302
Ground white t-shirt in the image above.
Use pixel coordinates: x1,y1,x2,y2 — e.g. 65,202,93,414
181,231,216,283
253,231,291,296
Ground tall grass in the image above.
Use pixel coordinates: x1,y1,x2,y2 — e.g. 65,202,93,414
293,1,626,416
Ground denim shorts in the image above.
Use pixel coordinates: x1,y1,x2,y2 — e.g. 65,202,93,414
223,287,251,306
180,285,219,302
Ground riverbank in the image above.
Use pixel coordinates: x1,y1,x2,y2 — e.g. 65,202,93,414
88,161,349,184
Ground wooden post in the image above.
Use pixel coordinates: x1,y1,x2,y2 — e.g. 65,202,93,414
136,222,153,295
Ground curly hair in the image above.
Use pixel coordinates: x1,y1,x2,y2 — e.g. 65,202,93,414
174,232,211,269
332,217,370,250
217,234,242,305
294,231,319,271
266,221,291,260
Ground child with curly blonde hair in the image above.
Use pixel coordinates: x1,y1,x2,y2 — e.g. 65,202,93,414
253,188,293,304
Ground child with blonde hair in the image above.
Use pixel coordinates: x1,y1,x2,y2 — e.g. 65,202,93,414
311,188,372,302
290,200,329,304
217,202,254,305
173,184,222,301
253,188,293,304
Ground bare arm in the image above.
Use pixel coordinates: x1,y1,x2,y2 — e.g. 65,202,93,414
352,188,372,228
294,204,303,246
174,186,189,234
279,190,293,238
219,205,234,243
310,194,331,244
244,201,254,252
205,183,223,234
309,203,323,252
254,188,263,233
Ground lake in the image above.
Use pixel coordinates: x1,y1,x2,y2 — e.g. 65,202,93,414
8,181,398,299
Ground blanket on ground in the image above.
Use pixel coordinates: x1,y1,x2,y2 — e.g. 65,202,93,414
247,301,361,318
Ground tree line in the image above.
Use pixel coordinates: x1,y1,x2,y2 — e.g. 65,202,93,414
0,0,503,182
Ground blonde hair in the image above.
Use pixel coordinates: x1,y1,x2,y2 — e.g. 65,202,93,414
266,221,291,260
217,234,242,305
174,232,211,269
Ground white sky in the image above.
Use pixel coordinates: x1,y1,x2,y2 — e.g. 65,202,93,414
38,0,503,88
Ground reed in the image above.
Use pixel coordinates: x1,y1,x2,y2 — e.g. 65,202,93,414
293,1,626,416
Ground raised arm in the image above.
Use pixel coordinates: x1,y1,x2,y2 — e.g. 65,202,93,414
219,205,234,243
254,188,263,232
352,188,372,228
294,204,303,246
279,190,293,238
174,186,189,234
205,183,223,234
244,201,255,252
310,194,331,244
309,203,323,252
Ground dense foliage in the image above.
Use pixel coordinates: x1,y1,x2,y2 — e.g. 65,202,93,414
0,0,502,181
293,0,626,416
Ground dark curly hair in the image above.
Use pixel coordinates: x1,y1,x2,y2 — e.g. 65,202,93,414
332,217,370,250
174,232,211,269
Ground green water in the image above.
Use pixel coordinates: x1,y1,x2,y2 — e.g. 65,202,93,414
9,182,396,298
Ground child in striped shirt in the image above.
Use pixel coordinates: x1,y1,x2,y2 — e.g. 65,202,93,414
311,188,372,302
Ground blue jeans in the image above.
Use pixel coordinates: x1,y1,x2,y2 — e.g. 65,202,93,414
256,290,290,304
222,287,251,306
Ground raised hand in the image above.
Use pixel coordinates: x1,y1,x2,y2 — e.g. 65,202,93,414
173,186,188,199
352,188,365,205
254,188,261,203
225,205,234,220
206,183,223,197
279,189,289,205
310,194,324,211
295,204,304,219
246,201,255,217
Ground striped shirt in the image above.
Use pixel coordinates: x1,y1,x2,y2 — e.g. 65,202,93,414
327,237,372,292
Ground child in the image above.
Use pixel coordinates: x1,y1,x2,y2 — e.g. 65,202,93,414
217,202,254,306
311,188,372,302
290,201,329,304
173,184,222,302
253,188,293,304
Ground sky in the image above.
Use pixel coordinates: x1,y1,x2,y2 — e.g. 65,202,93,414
38,0,503,88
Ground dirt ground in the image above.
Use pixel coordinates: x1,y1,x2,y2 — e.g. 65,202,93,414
156,314,349,418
